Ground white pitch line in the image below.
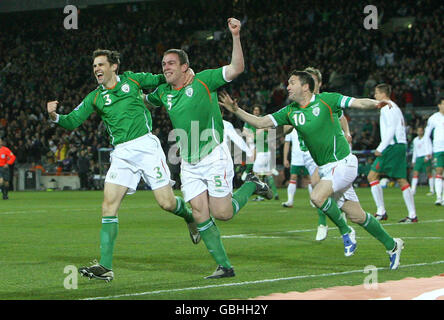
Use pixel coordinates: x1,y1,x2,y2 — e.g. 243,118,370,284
222,219,444,239
83,260,444,300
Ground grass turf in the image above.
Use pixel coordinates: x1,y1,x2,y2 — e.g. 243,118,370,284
0,186,443,300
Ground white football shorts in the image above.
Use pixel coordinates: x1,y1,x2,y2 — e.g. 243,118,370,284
105,133,172,194
180,143,234,202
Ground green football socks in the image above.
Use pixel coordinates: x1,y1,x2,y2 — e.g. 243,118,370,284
173,196,194,223
317,209,327,226
320,198,351,235
266,176,278,198
197,218,231,269
360,212,395,250
232,181,256,216
99,216,119,270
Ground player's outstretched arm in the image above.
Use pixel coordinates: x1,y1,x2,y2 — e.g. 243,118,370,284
218,91,273,129
350,98,389,109
224,17,244,82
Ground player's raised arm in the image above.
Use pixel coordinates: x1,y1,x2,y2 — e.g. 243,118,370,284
218,91,273,129
223,18,244,82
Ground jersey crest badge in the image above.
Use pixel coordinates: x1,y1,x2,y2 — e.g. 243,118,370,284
121,84,130,93
185,87,193,97
312,106,320,117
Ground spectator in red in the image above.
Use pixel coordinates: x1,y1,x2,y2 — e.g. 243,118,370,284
0,137,16,200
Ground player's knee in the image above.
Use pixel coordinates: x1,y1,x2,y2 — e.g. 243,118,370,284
310,193,324,208
158,198,176,212
349,214,365,224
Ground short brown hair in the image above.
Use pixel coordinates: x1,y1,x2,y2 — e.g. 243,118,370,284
289,70,315,92
304,66,322,84
164,48,190,66
93,49,121,71
375,83,392,97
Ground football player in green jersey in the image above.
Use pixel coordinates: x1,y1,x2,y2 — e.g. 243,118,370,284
47,49,197,281
219,70,404,270
146,18,273,279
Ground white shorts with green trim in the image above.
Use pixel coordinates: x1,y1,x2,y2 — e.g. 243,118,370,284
105,133,172,194
181,143,234,202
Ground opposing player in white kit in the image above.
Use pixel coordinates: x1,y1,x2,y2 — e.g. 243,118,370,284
411,126,434,196
282,128,311,208
367,84,417,223
424,97,444,205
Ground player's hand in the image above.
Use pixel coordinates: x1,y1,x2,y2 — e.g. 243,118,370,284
374,150,382,157
345,133,352,144
184,68,195,87
376,100,391,109
284,159,290,168
218,90,239,113
227,17,241,36
47,100,59,121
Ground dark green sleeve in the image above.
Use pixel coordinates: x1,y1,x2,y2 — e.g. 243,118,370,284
58,92,96,130
124,71,166,90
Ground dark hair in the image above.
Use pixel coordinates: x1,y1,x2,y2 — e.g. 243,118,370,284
375,83,392,97
164,48,190,66
289,70,315,92
304,66,322,84
252,104,263,114
92,49,121,71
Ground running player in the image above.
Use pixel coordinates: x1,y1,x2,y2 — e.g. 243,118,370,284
219,70,404,270
146,18,273,279
411,125,434,196
367,84,417,223
244,105,279,201
47,49,198,282
424,97,444,205
282,128,311,208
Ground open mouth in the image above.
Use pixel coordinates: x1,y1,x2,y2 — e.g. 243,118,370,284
96,72,104,81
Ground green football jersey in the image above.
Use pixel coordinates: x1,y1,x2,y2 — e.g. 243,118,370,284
269,92,354,166
57,71,165,146
243,122,269,152
147,67,229,164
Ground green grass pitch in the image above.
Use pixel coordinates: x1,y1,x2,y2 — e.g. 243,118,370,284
0,186,443,300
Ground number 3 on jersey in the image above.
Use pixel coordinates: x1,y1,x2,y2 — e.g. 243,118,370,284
293,113,305,126
103,94,112,105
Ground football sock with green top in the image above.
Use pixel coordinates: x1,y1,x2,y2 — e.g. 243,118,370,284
99,216,119,270
359,212,396,251
173,196,194,223
197,218,231,269
266,176,278,197
232,181,256,216
320,198,351,236
245,164,253,174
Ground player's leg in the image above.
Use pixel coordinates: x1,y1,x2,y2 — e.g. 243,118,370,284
78,182,127,281
426,163,434,195
411,170,419,195
0,175,5,200
190,191,234,279
282,172,297,207
368,169,387,219
1,169,9,200
435,166,443,205
398,178,417,222
341,199,403,270
265,174,279,200
152,184,200,244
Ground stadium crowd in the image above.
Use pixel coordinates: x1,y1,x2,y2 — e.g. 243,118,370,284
0,0,442,188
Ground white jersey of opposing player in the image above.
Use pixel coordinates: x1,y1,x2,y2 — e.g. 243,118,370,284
376,100,407,153
412,135,432,163
223,120,253,157
284,129,305,166
424,112,444,153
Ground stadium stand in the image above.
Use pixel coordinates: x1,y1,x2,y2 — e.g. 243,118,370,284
0,0,442,190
